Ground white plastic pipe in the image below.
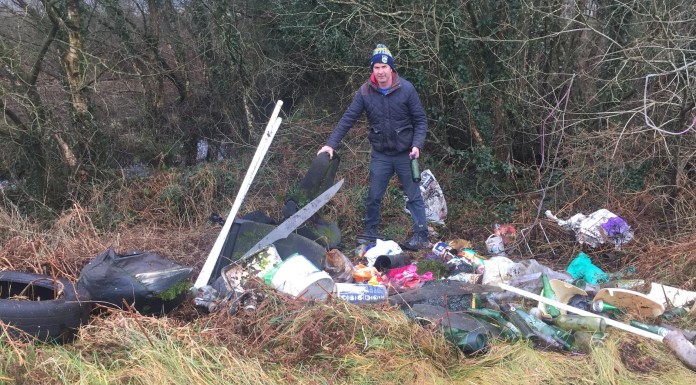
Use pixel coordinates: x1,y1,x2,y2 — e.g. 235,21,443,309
194,101,283,288
497,283,664,343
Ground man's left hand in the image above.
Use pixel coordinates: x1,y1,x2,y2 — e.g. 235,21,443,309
410,147,420,159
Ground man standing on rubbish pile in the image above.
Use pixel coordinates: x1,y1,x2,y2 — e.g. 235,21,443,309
317,44,430,250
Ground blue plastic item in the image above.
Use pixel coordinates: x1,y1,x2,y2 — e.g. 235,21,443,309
566,252,608,285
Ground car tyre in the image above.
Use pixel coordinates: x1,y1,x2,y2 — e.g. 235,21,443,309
0,271,90,343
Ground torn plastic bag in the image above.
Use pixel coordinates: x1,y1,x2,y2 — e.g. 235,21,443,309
482,256,571,286
324,249,355,283
545,209,634,248
384,265,434,293
77,248,192,316
403,169,447,225
482,256,572,302
566,252,608,285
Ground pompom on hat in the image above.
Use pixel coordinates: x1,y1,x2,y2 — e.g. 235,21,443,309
370,44,394,70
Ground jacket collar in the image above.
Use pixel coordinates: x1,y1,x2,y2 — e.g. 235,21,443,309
370,71,401,93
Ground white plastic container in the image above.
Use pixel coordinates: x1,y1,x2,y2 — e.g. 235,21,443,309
485,234,505,256
270,253,334,300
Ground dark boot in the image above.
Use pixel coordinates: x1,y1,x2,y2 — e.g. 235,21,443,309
357,227,382,244
404,231,430,251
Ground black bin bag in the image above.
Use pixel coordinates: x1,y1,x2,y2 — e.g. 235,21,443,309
77,248,193,316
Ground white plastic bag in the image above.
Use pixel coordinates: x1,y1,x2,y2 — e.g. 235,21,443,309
363,239,403,267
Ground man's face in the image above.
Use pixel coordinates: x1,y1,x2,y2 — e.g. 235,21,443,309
372,63,392,86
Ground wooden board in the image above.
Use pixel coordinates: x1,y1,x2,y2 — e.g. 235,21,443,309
594,288,665,318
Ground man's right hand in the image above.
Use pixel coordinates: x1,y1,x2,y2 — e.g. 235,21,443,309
317,145,335,159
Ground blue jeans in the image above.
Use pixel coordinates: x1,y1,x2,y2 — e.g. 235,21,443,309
365,151,427,234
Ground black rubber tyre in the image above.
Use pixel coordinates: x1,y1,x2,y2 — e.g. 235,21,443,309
0,271,90,343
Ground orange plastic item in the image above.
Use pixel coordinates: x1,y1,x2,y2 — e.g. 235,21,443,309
352,264,381,283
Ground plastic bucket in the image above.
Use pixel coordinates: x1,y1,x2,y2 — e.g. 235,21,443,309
270,253,334,300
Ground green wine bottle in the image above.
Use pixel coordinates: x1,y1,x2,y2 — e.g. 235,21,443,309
540,273,561,317
467,308,522,341
410,158,421,183
630,320,670,337
513,307,573,350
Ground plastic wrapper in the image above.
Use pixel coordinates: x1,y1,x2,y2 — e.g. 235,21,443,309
545,209,634,248
352,264,381,284
403,169,447,225
323,249,355,283
482,256,570,285
384,264,434,293
566,252,608,285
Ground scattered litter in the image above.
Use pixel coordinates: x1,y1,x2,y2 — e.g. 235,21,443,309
444,327,490,356
432,241,458,259
485,224,516,256
188,154,693,373
448,272,482,284
448,249,485,276
485,234,505,256
352,264,381,284
545,209,634,248
223,245,282,292
374,253,409,272
192,285,219,313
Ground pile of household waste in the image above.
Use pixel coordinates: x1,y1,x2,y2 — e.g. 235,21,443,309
190,222,696,372
184,137,696,370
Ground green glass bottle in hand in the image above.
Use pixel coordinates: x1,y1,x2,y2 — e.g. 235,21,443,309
410,158,421,183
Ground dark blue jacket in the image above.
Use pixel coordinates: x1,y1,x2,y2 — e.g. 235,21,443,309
326,73,427,155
